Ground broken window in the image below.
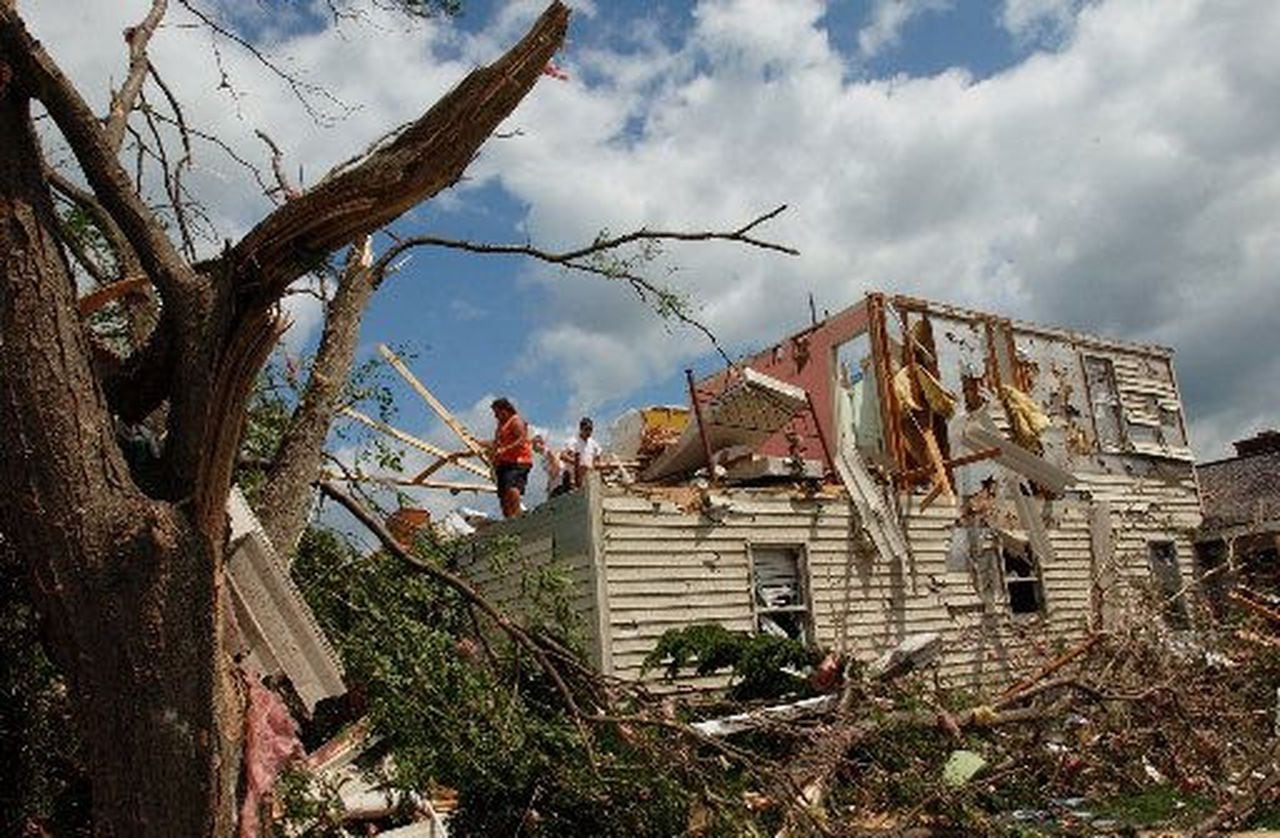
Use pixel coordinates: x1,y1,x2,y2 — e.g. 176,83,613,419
1159,405,1187,448
1148,541,1189,627
1001,538,1045,616
834,333,882,458
750,545,811,643
1083,355,1125,452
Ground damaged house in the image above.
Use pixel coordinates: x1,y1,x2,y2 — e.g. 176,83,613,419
458,292,1203,686
1195,429,1280,591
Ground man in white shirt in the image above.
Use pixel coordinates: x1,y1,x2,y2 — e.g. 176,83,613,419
568,417,602,489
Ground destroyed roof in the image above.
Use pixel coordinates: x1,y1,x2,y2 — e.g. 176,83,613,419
769,294,1177,359
1196,431,1280,533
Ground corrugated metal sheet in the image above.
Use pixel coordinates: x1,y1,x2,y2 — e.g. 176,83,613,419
226,488,345,714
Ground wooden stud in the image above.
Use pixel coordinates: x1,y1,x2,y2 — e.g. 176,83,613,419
338,405,491,479
377,343,490,461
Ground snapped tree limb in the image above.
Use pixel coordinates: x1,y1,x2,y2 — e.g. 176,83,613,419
227,0,570,308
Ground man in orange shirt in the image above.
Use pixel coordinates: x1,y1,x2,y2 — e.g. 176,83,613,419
489,397,533,518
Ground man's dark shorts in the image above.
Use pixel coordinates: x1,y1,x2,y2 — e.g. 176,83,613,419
496,463,531,496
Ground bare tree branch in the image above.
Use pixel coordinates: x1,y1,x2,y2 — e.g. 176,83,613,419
103,0,168,152
374,205,798,273
225,0,570,309
45,167,142,279
49,200,113,285
175,0,352,124
0,5,203,319
370,205,797,364
143,105,274,197
138,89,196,259
255,128,301,201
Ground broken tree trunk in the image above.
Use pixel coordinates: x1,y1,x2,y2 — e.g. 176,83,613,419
0,1,570,832
256,237,375,555
0,80,242,834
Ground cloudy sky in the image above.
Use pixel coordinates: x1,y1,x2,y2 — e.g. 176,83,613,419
22,0,1280,513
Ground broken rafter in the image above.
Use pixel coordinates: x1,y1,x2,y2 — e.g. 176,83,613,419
338,405,491,480
377,343,490,464
962,408,1075,495
322,469,495,494
898,447,1001,484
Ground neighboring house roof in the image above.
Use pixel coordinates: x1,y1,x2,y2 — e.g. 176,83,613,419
1196,431,1280,534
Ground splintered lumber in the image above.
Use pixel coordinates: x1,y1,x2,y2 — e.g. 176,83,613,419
998,633,1101,702
321,469,496,494
339,405,491,480
77,275,149,316
409,451,476,484
920,425,954,505
962,408,1076,495
1011,478,1056,563
1230,589,1280,627
834,440,911,565
377,343,489,460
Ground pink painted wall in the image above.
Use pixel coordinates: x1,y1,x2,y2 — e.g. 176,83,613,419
697,300,869,462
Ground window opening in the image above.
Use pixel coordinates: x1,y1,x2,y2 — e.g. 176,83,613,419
1159,405,1187,448
1001,537,1045,615
1148,541,1189,627
750,545,811,643
1083,355,1124,451
834,332,882,459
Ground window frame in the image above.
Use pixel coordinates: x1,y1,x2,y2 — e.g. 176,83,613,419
1147,539,1190,627
1000,537,1047,619
746,541,814,646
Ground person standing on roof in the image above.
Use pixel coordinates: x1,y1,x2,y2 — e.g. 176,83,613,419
568,416,603,489
531,434,566,500
488,398,533,518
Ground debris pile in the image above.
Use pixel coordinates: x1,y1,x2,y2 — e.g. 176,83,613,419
648,591,1280,835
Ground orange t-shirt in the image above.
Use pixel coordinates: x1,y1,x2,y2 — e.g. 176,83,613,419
494,414,533,465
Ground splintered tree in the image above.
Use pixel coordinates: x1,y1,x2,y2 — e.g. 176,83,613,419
0,3,570,833
0,1,797,833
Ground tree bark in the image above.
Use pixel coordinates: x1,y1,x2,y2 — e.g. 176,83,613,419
0,77,241,836
0,2,570,832
256,237,374,554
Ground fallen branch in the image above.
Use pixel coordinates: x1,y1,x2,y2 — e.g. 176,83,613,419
316,480,596,763
999,633,1102,703
1192,757,1280,835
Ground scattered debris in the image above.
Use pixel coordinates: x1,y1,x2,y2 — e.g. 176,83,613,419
942,749,988,787
226,487,345,714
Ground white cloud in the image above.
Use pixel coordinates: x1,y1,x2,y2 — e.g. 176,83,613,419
858,0,954,59
1000,0,1085,44
469,0,1280,460
19,0,1280,466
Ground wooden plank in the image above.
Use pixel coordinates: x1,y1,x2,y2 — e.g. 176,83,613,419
321,469,495,494
833,439,912,566
1011,478,1056,564
1088,500,1119,630
377,343,490,461
962,409,1076,495
339,405,491,479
